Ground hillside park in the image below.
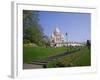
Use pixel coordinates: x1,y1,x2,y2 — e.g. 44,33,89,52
23,10,91,69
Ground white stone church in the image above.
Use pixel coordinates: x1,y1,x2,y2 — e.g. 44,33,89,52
50,27,83,47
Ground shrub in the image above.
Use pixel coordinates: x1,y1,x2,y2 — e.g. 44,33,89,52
23,39,31,44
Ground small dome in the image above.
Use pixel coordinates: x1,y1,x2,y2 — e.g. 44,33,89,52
54,27,60,33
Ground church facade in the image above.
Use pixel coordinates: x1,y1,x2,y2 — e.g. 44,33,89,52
50,27,66,47
50,27,83,47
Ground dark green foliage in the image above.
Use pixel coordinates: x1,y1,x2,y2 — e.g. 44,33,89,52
43,64,47,68
86,40,91,49
23,39,31,44
23,10,45,46
55,61,66,67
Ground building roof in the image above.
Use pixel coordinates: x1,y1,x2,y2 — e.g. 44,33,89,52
54,27,60,33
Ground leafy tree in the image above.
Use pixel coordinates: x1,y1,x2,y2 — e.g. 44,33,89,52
23,39,31,44
86,40,91,49
43,35,50,47
23,10,44,46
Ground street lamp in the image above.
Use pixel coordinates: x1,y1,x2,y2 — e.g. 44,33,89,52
66,32,68,52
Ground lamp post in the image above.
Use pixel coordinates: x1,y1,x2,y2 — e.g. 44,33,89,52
66,32,68,52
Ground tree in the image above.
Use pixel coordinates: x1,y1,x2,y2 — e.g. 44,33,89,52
86,40,91,49
65,32,69,52
42,35,50,47
23,10,44,45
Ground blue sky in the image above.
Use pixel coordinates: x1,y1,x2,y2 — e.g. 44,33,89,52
38,11,91,42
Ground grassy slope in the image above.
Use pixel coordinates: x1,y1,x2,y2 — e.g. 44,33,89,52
23,46,91,67
47,47,91,67
23,47,67,63
73,47,91,66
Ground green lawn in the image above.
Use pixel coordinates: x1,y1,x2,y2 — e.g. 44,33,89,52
47,47,91,67
23,46,91,67
23,46,67,63
72,47,91,66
